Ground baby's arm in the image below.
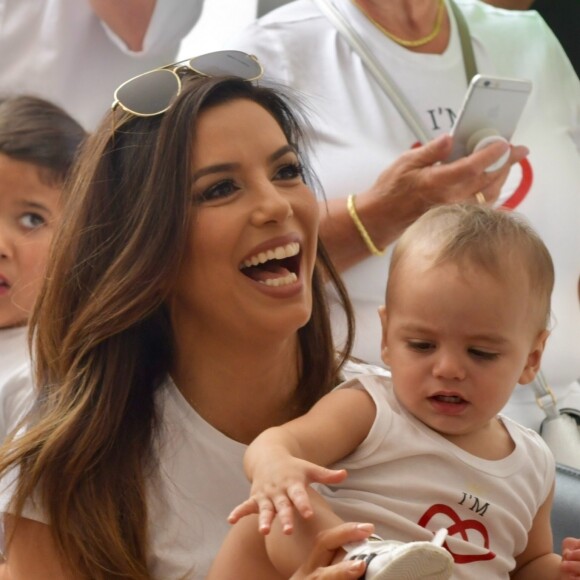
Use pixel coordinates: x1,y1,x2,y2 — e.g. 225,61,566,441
229,386,376,534
511,484,580,579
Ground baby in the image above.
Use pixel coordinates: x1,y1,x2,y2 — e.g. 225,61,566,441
210,203,580,579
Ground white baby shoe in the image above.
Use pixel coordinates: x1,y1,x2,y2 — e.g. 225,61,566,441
345,528,453,580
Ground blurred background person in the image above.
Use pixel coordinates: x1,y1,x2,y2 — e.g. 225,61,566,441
0,0,205,129
230,0,580,432
483,0,580,78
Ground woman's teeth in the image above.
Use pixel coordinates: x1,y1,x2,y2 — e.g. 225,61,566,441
241,242,300,268
239,242,300,287
259,272,298,287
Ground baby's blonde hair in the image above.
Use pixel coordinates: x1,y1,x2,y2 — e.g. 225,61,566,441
388,204,554,329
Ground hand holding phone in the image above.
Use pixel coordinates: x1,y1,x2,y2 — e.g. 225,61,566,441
446,74,532,172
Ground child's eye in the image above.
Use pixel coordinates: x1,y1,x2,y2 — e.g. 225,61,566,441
469,348,499,361
274,162,304,181
19,213,46,230
196,180,239,204
408,340,434,352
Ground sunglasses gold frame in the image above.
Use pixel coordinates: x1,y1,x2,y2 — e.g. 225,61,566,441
111,51,264,118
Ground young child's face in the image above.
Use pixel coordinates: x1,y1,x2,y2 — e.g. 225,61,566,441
0,154,62,328
380,252,548,444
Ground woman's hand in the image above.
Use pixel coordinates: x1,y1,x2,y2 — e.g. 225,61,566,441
320,134,529,271
290,522,374,580
364,134,529,235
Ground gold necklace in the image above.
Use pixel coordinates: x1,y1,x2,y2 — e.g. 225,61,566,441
353,0,446,48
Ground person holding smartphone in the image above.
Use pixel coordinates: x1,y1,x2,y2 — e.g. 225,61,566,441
230,0,580,436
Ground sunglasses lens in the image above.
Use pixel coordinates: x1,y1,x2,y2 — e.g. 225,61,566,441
189,50,263,81
115,69,180,116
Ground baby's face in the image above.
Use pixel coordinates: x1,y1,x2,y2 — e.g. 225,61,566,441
0,154,62,328
380,255,547,447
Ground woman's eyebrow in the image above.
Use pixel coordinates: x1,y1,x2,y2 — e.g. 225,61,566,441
192,163,237,181
192,145,297,181
268,144,296,162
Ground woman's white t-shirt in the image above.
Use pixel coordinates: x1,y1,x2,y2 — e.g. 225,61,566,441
0,376,249,579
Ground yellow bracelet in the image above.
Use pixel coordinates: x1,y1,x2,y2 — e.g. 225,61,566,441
346,194,385,257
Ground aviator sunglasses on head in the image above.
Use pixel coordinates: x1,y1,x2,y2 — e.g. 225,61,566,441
111,50,264,117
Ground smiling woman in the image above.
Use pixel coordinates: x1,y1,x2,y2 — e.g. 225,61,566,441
172,98,320,360
0,68,371,580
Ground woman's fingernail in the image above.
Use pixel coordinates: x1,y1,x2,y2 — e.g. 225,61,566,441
349,560,365,572
355,523,374,532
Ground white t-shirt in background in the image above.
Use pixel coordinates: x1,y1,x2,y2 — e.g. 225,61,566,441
0,0,204,129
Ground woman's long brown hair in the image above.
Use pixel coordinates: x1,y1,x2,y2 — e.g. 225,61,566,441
0,77,354,578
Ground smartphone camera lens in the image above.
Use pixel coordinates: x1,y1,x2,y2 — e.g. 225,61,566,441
484,80,491,87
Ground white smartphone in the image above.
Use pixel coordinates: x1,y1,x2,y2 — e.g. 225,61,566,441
446,74,532,163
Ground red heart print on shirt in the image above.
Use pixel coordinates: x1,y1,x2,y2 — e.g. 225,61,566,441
418,503,497,564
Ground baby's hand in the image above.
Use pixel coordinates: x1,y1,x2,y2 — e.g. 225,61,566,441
227,456,346,535
561,537,580,578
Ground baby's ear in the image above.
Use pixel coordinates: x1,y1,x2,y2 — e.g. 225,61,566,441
378,306,390,364
519,329,550,385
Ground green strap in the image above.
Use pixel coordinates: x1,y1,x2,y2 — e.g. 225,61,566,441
448,0,478,82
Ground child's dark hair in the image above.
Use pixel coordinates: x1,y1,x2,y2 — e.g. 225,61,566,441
0,95,87,187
